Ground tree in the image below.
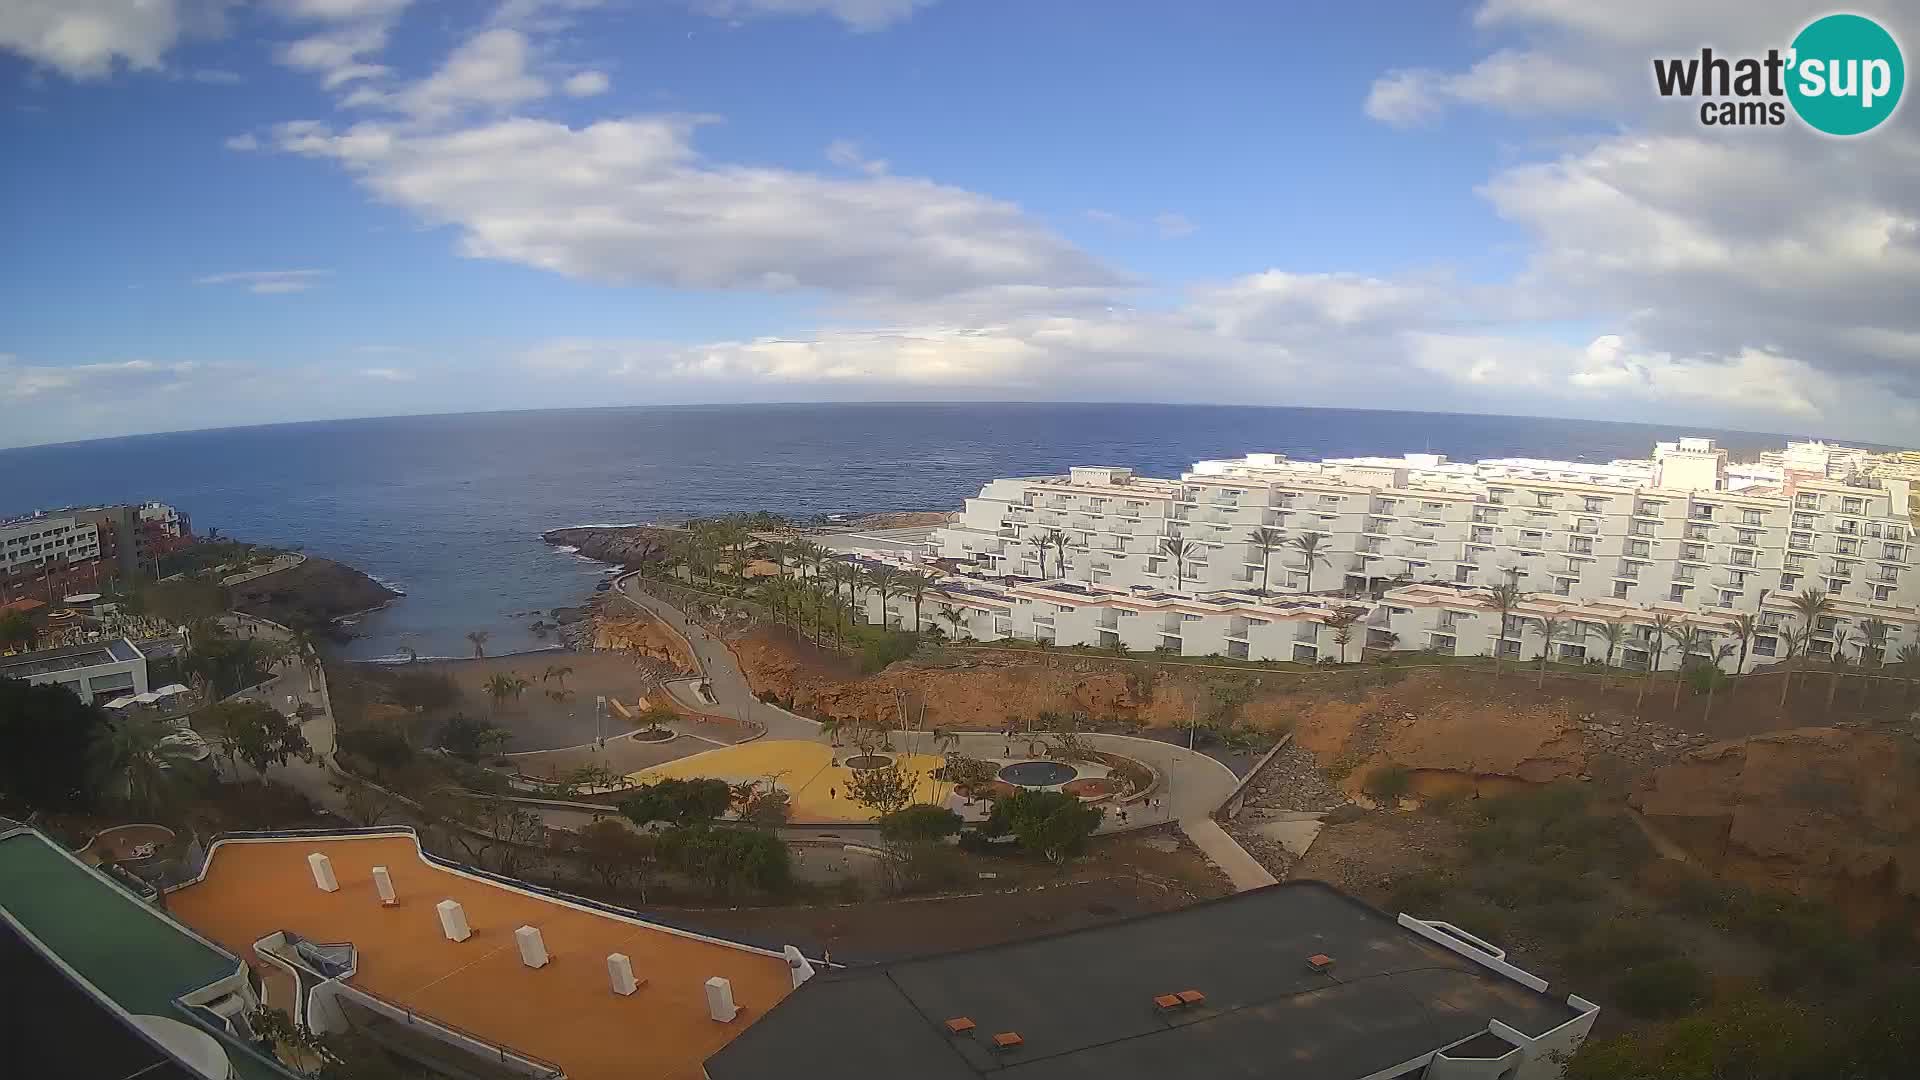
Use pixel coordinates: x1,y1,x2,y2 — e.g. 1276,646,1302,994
879,803,961,846
1852,618,1891,706
1728,611,1760,680
1158,537,1199,592
1531,616,1569,688
1591,619,1631,690
285,625,322,693
736,783,790,829
573,819,658,897
1289,531,1331,592
198,700,313,778
1639,612,1676,713
1025,534,1049,578
1325,606,1365,663
1486,577,1527,683
656,824,791,898
1245,527,1285,594
636,703,677,735
1045,528,1072,580
845,759,918,817
620,777,733,827
436,714,509,761
868,565,901,628
334,727,413,774
0,610,36,651
1779,620,1811,709
986,789,1103,864
900,570,934,632
941,754,998,802
1664,621,1702,710
91,713,191,815
0,677,109,813
465,630,489,658
483,672,528,716
939,605,969,642
1785,588,1833,698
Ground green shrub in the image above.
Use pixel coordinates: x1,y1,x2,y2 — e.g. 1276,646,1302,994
1364,765,1412,801
1570,923,1675,973
859,630,920,673
1612,957,1709,1018
1433,897,1511,946
335,728,414,772
1388,870,1453,913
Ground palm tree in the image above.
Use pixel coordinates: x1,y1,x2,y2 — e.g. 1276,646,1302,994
1486,578,1526,683
1025,535,1049,578
1590,619,1630,690
940,605,969,642
542,664,573,689
92,714,186,814
1664,620,1702,710
1851,617,1891,706
868,565,901,628
901,570,933,632
1778,620,1808,709
1245,527,1285,595
466,630,490,659
1045,529,1073,580
827,562,859,637
483,673,521,716
1324,606,1364,662
1728,612,1760,681
1534,616,1567,689
1895,643,1920,706
1289,532,1331,592
1785,588,1833,699
1702,642,1736,725
1824,640,1850,714
1638,612,1676,713
1159,537,1199,591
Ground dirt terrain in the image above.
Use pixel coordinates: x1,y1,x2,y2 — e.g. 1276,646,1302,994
1631,727,1920,913
592,608,696,672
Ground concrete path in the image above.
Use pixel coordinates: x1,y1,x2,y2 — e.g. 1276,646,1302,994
1180,816,1279,892
217,612,348,816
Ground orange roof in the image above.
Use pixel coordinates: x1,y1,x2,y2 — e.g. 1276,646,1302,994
166,833,794,1080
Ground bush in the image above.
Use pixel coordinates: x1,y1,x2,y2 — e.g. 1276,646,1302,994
1682,661,1728,696
335,728,414,773
1612,956,1710,1018
982,789,1103,864
1387,870,1452,913
655,824,791,898
1364,765,1412,801
879,804,963,847
1569,923,1676,973
620,778,733,827
858,630,920,674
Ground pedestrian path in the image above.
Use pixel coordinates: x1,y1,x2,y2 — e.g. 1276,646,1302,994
1179,816,1279,892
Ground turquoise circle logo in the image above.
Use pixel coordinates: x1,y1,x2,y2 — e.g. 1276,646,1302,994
1787,13,1904,135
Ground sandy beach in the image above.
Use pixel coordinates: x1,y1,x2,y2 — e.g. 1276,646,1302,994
396,649,668,751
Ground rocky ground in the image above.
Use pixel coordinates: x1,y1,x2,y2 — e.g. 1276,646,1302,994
230,556,400,631
542,525,681,568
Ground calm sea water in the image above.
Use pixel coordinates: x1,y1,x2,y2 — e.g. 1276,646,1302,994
0,404,1811,660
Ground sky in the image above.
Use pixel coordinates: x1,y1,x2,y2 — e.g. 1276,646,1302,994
2,0,1917,449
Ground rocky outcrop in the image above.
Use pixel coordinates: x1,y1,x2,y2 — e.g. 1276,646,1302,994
230,557,400,630
1632,727,1920,904
542,526,681,568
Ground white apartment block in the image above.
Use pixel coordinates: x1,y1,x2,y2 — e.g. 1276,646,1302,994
897,438,1918,671
0,514,102,577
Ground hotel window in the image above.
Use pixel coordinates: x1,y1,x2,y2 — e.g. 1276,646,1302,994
1455,565,1472,583
1789,532,1813,551
1780,573,1800,591
1584,497,1606,512
1570,537,1592,554
1536,493,1556,508
1793,512,1817,529
1842,497,1865,515
1685,523,1711,540
1877,585,1896,601
1669,584,1688,602
1828,578,1847,592
1742,509,1764,525
1631,520,1657,537
1889,544,1910,561
1838,538,1859,555
1681,543,1704,561
1628,540,1651,557
1797,493,1821,510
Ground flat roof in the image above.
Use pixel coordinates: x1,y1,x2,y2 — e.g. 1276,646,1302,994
706,881,1580,1080
0,636,142,678
1,914,203,1080
0,829,239,1020
167,833,796,1080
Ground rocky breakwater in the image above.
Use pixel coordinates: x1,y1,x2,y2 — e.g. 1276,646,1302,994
230,557,401,630
1631,726,1920,908
541,525,680,568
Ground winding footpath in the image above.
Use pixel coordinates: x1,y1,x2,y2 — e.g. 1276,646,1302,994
611,573,1276,891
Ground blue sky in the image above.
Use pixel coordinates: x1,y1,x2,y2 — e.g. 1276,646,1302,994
2,0,1916,447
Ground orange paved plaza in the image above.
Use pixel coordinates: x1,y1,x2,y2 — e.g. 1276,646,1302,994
167,834,794,1080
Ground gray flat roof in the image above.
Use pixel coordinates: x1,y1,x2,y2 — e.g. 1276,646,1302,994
0,637,142,679
705,882,1579,1080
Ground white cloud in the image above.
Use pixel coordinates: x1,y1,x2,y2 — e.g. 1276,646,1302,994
825,138,888,175
224,132,260,151
188,67,242,84
1366,49,1616,126
194,269,331,294
273,115,1122,301
386,29,549,119
693,0,936,32
0,0,232,80
358,367,415,381
563,69,610,97
276,21,392,86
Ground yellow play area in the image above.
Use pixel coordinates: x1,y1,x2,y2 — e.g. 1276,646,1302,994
625,740,949,821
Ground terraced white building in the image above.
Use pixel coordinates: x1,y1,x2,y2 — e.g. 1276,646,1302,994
894,438,1917,671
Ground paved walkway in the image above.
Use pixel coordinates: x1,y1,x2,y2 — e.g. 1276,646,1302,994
218,613,345,815
1180,816,1279,892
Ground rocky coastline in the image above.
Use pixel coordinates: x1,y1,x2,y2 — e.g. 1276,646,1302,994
230,556,402,632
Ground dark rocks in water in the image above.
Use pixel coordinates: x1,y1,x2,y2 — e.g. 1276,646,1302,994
541,525,680,568
230,557,401,630
548,606,588,625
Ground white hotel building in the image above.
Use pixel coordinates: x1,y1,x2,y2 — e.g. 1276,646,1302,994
872,439,1917,672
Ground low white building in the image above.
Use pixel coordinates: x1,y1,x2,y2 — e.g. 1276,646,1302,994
894,437,1917,670
0,638,148,704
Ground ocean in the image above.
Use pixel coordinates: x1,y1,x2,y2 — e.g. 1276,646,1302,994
0,403,1819,661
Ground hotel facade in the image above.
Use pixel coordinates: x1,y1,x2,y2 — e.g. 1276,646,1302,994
894,438,1917,672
